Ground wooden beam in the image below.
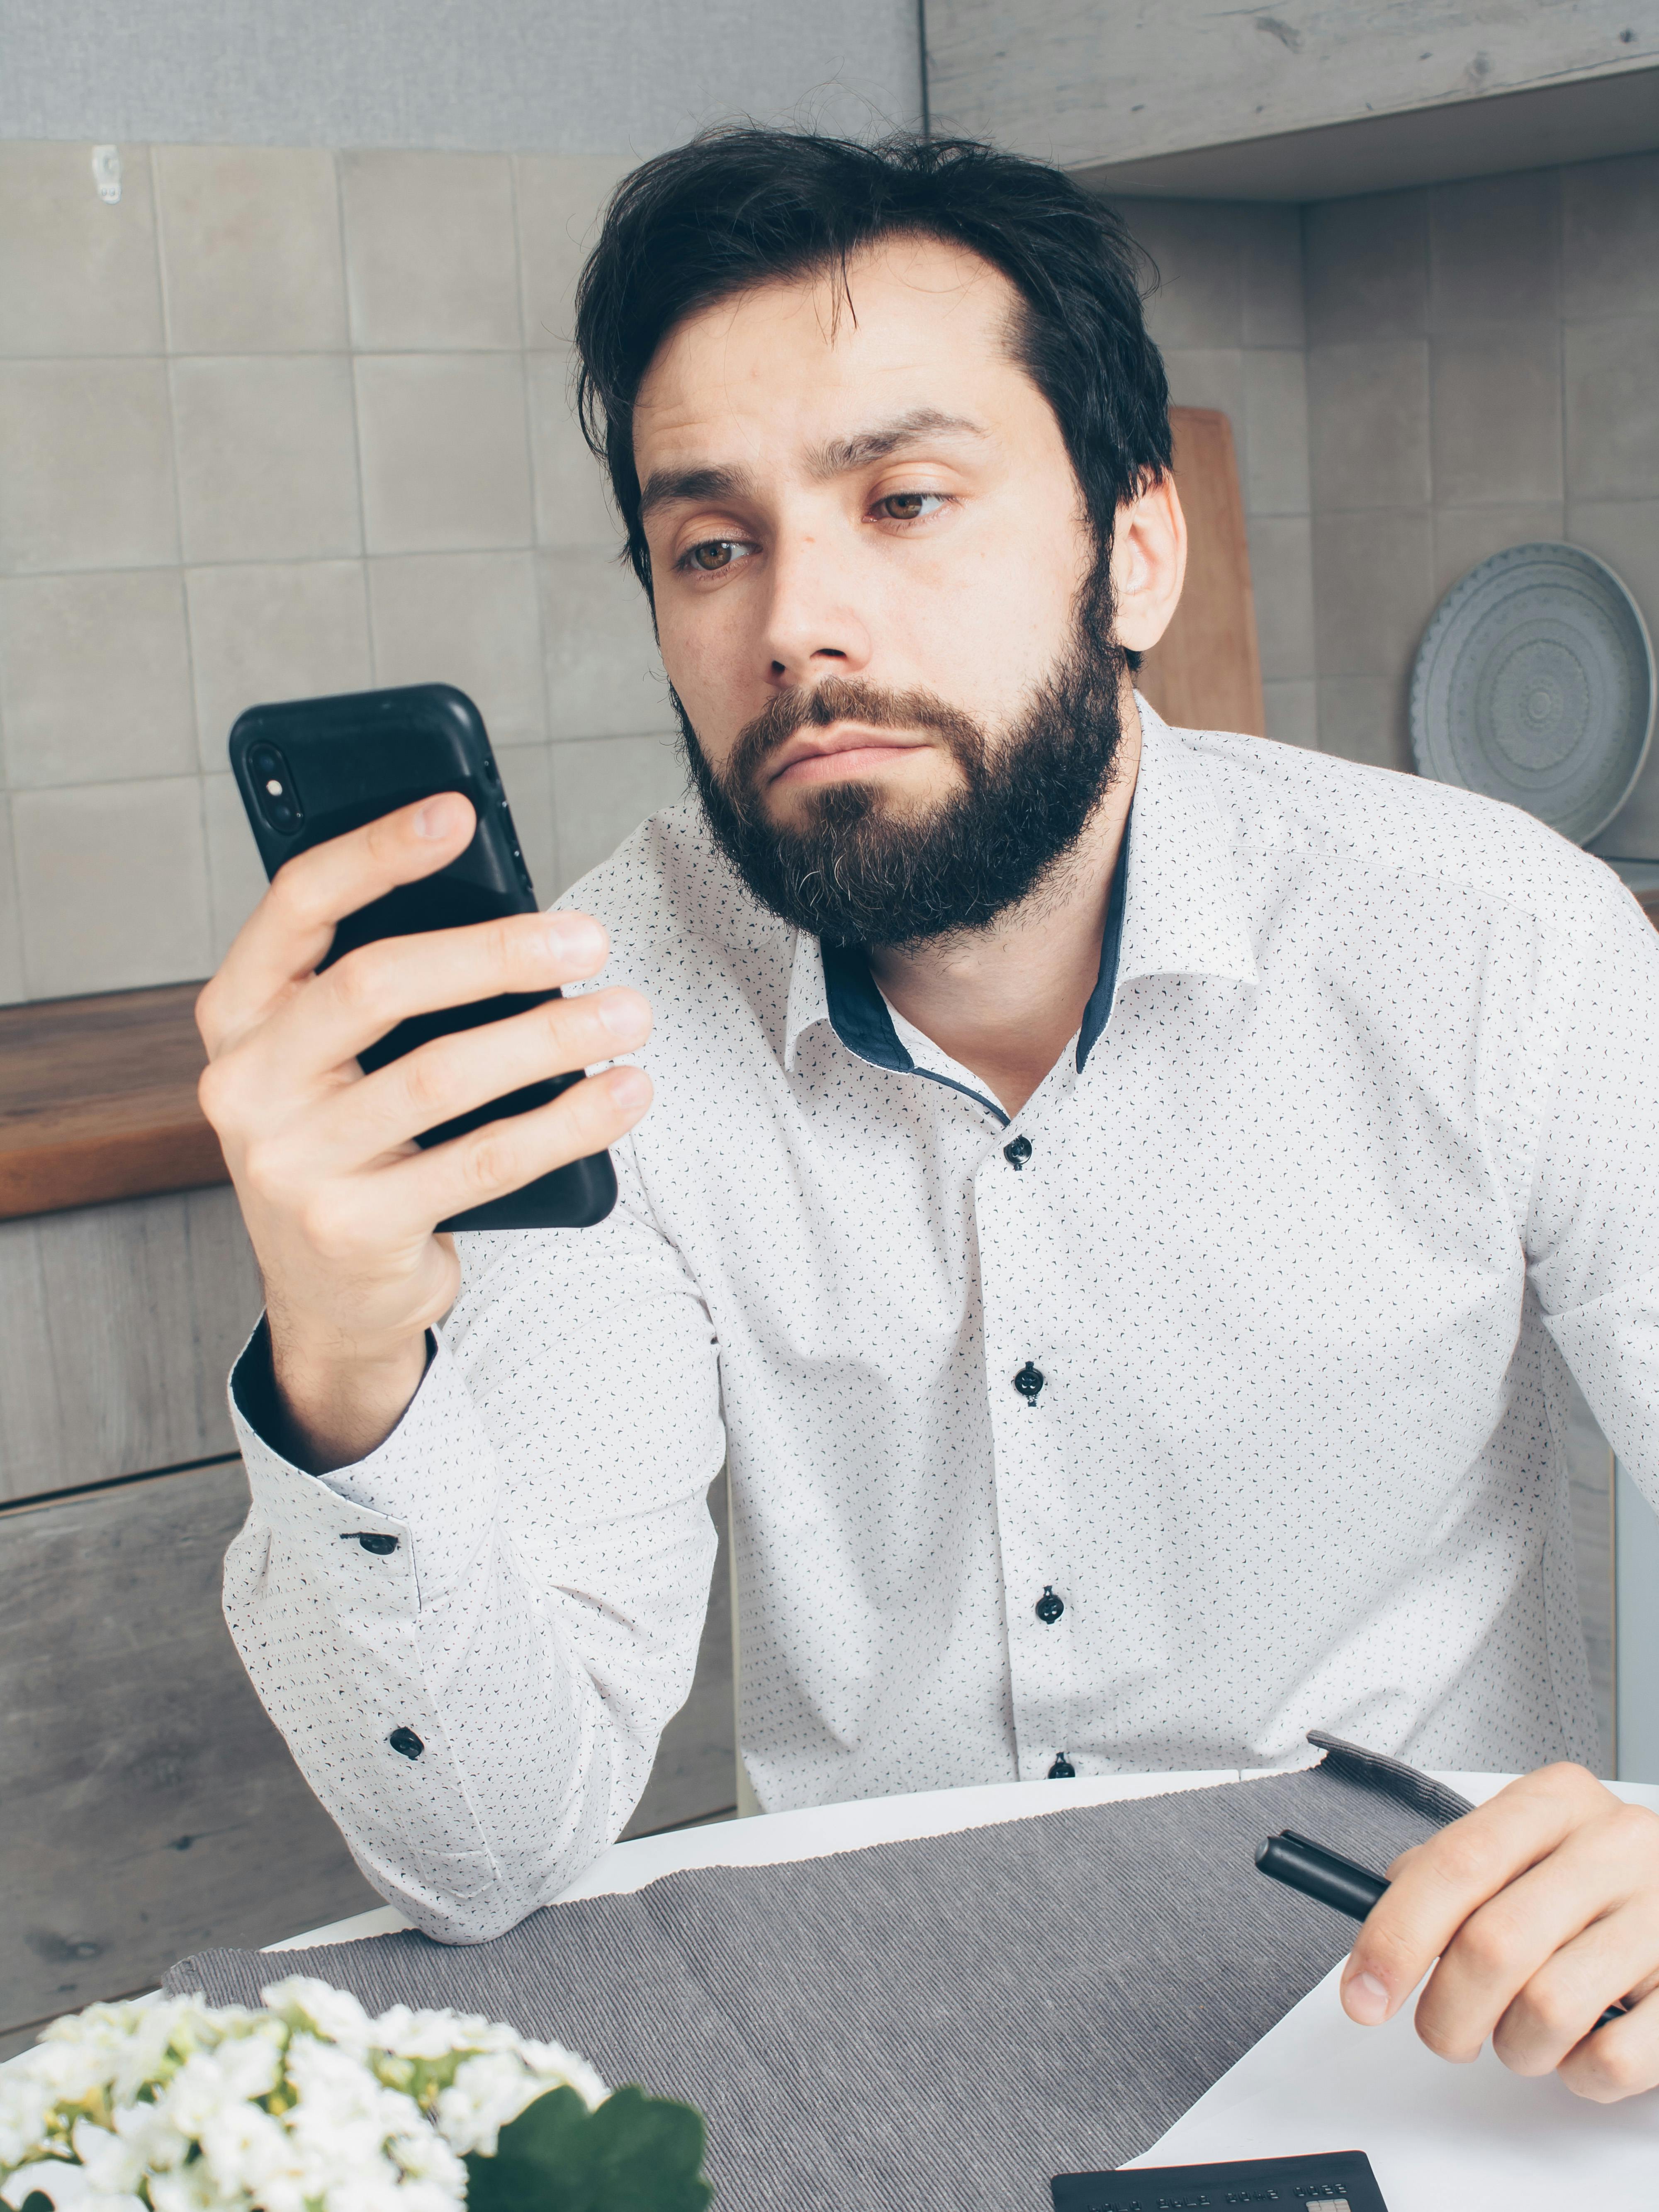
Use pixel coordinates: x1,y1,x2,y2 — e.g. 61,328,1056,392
927,1,1659,179
1137,407,1265,741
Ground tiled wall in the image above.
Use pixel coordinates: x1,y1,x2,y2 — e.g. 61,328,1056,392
1300,151,1659,858
0,139,687,1006
1110,197,1318,753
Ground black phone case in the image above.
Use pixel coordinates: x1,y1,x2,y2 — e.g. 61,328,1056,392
229,683,617,1232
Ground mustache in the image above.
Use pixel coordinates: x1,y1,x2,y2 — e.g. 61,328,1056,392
720,676,987,817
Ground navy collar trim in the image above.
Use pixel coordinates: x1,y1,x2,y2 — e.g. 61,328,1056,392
818,804,1133,1119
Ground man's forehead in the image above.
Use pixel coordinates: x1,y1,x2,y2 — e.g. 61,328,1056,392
632,238,1026,479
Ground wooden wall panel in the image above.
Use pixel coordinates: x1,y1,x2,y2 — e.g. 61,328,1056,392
0,1187,263,1505
1137,407,1265,741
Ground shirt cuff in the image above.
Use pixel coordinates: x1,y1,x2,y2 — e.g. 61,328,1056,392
227,1316,504,1607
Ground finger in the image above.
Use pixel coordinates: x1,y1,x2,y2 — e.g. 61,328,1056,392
1341,1766,1609,2026
302,983,652,1174
1493,1887,1659,2079
1558,1979,1659,2103
1411,1806,1651,2063
197,794,476,1055
367,1063,652,1240
263,906,613,1080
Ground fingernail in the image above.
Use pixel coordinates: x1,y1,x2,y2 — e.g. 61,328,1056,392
598,990,645,1039
610,1067,650,1109
415,795,460,839
545,914,603,962
1345,1971,1390,2024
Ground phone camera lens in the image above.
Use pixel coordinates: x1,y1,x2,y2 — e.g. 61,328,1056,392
249,743,302,833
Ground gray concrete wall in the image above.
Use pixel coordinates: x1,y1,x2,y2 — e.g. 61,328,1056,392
0,0,921,153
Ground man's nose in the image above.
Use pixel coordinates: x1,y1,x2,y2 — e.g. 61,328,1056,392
759,533,874,688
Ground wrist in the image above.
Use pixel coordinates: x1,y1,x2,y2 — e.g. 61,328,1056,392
266,1317,432,1475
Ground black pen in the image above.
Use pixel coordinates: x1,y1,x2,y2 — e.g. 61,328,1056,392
1255,1828,1631,2033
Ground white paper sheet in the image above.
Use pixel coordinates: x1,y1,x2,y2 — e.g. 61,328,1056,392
1127,1960,1659,2207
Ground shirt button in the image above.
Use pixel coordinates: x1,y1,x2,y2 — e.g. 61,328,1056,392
1048,1753,1076,1779
1035,1585,1065,1624
346,1532,399,1555
1014,1361,1045,1403
388,1727,424,1759
1003,1135,1033,1169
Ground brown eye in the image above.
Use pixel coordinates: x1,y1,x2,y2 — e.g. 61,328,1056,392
876,491,944,523
688,541,735,571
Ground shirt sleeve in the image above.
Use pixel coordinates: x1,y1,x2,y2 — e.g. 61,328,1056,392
220,1133,725,1943
1525,876,1659,1503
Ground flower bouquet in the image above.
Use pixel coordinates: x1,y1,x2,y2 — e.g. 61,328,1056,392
0,1978,711,2211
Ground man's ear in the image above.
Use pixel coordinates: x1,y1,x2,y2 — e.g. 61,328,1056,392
1109,472,1187,656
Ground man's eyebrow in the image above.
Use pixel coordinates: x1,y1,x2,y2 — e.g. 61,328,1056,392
636,409,988,520
637,461,759,520
807,407,987,478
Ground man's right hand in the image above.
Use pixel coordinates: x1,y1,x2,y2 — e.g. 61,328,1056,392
195,793,653,1472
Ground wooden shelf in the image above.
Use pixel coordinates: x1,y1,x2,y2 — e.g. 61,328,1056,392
0,983,226,1223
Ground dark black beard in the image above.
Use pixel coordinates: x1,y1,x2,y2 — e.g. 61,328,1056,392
676,576,1129,949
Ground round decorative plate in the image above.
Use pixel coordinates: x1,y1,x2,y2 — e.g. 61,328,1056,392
1409,542,1654,843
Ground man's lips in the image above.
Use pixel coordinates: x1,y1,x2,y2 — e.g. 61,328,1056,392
766,723,934,787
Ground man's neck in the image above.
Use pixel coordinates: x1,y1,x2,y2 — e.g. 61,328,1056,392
868,691,1142,1119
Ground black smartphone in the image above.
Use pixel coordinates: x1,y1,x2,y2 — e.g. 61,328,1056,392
229,682,617,1233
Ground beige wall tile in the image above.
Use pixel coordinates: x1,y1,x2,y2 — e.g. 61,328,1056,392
1316,674,1409,773
1162,348,1245,435
355,354,532,554
495,742,557,901
1112,199,1244,350
1261,678,1318,750
1433,503,1566,598
1430,324,1562,507
1303,191,1428,346
368,552,544,746
1241,207,1304,350
342,152,519,352
0,360,178,574
1562,153,1659,323
1564,319,1659,502
549,732,688,895
202,768,269,964
1245,514,1315,682
1307,341,1430,512
1242,349,1310,516
515,155,632,349
0,142,165,357
172,355,361,564
528,350,617,549
1428,168,1560,331
0,800,24,1005
539,549,667,740
155,146,346,354
13,776,211,997
0,571,195,787
187,560,372,767
1311,508,1434,680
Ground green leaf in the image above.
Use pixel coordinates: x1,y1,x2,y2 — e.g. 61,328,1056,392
465,2084,712,2212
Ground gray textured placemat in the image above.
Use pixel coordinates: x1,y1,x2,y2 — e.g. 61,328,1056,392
168,1737,1471,2208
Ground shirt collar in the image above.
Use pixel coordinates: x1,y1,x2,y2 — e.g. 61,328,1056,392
782,697,1256,1077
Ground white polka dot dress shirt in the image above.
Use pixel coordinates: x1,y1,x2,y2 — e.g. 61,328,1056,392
224,704,1659,1942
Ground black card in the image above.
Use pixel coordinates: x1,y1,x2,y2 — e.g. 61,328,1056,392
1051,2149,1388,2212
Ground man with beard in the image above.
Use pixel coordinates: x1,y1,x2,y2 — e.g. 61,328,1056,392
198,131,1659,2097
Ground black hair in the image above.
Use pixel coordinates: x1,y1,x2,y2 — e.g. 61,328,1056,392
572,127,1170,608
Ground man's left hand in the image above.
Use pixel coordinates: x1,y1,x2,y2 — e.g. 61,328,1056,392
1340,1763,1659,2100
